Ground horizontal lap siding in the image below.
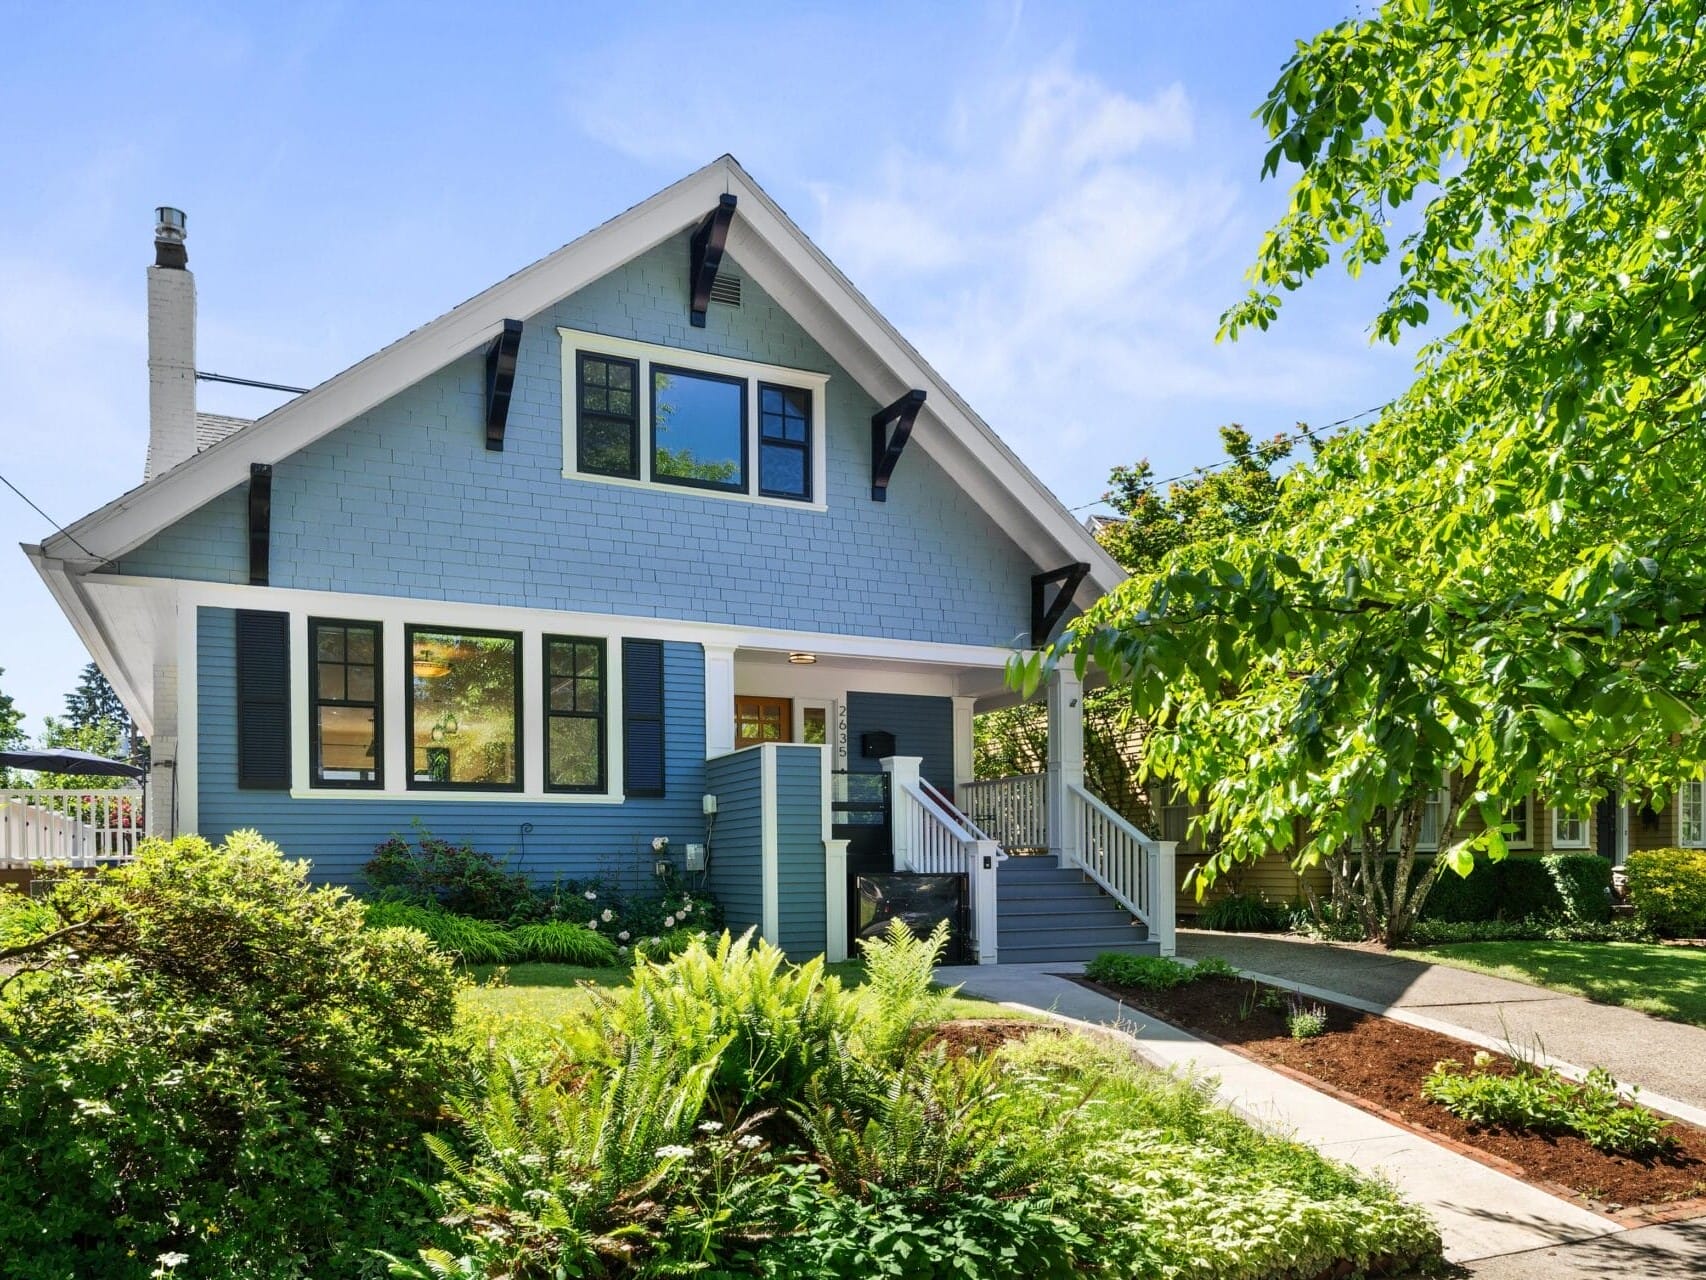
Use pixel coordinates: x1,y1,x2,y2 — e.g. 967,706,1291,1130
705,750,764,937
773,746,826,959
197,607,707,890
845,693,954,792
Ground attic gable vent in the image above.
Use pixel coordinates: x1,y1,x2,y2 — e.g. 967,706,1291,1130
709,272,742,306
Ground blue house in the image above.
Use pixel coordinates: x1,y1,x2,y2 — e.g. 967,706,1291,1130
27,158,1176,963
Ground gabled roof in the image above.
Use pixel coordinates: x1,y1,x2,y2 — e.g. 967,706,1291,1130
41,156,1122,598
143,412,252,476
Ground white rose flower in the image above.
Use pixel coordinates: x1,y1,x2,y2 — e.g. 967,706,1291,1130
587,918,598,929
664,915,676,928
601,908,614,922
652,835,670,852
679,902,692,915
584,890,598,901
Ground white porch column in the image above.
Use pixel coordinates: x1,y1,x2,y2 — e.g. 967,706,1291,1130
880,755,922,872
950,695,976,804
1045,666,1084,866
1152,840,1178,957
703,643,737,758
970,839,1000,964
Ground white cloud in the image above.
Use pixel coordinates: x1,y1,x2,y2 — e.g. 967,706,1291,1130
805,50,1398,508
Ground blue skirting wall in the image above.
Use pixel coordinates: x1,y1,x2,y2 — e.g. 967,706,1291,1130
704,749,764,939
773,746,827,960
196,606,709,889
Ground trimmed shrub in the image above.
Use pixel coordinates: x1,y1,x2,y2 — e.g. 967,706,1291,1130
365,899,516,964
506,921,618,966
365,826,532,918
1626,848,1706,937
1543,854,1613,923
1408,915,1654,946
1417,858,1504,922
0,831,462,1278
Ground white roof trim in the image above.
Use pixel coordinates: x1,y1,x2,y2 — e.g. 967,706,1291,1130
43,156,1122,600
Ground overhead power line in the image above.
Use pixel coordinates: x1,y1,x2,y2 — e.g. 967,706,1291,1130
1066,401,1392,514
0,469,99,559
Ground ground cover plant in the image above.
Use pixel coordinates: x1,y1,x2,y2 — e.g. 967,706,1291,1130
1413,939,1706,1028
1086,964,1706,1210
0,832,463,1279
1424,1052,1670,1158
393,929,1441,1279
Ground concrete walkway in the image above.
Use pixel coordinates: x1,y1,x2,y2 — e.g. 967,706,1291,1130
938,962,1622,1266
1175,931,1706,1123
1465,1216,1706,1277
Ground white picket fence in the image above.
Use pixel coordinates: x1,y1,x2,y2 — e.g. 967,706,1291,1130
0,789,145,867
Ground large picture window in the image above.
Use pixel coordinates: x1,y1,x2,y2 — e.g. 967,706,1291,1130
310,619,381,787
407,627,521,791
577,353,640,478
652,365,746,492
545,636,606,793
758,383,810,499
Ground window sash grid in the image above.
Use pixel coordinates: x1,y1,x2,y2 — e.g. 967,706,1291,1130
309,618,382,790
544,635,608,794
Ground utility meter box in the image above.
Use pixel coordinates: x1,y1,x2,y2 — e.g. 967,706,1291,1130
684,842,707,871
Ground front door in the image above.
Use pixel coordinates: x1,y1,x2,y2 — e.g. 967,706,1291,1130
735,696,792,749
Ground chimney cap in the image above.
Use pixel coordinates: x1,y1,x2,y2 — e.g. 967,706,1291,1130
153,207,188,269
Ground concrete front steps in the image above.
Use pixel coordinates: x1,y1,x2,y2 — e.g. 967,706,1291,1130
996,854,1156,964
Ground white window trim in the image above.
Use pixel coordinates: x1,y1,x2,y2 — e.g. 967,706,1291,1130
1505,794,1534,850
1681,778,1706,848
289,607,627,804
558,327,830,512
1551,805,1590,850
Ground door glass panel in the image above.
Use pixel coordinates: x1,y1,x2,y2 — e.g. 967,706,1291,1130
802,706,827,745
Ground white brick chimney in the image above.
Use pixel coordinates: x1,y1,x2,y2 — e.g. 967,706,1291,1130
145,206,196,481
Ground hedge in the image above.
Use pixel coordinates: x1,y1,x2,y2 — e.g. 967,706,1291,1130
1402,853,1611,924
1625,848,1706,937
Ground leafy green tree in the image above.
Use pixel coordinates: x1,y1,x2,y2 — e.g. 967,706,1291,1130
0,669,24,787
975,429,1294,834
1022,0,1706,945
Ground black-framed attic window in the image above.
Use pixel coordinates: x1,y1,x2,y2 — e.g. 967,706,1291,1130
310,618,382,788
407,626,523,791
651,364,747,492
577,352,640,478
758,382,811,500
544,635,606,793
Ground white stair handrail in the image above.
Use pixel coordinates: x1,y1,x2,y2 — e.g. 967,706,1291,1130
960,773,1047,850
1067,782,1177,957
881,757,1000,964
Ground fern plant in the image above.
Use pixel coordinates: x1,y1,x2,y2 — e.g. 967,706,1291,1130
857,918,957,1064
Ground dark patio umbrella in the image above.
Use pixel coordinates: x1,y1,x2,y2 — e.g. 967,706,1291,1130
0,749,144,779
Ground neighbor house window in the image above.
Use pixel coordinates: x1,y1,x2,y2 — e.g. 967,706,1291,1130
758,383,810,500
1504,796,1533,848
1552,807,1589,849
1682,780,1706,847
652,365,746,491
407,627,521,790
545,636,606,793
311,619,382,787
577,353,640,478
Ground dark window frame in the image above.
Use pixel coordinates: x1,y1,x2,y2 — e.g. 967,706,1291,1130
543,634,608,794
576,351,641,479
308,617,383,790
404,623,525,794
757,381,812,501
649,362,749,494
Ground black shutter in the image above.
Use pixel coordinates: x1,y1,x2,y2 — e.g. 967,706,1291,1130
236,609,291,789
622,638,666,797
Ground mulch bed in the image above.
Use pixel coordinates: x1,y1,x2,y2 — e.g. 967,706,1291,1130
925,1018,1057,1057
1081,973,1706,1215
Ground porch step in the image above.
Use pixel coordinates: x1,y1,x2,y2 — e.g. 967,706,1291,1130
995,856,1153,964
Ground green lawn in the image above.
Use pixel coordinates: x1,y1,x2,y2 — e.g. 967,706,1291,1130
1419,940,1706,1027
460,958,1023,1027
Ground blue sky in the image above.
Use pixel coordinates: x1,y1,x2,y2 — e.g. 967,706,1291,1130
0,0,1416,736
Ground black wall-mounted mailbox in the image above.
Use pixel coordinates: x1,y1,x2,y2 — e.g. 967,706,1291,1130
860,730,897,760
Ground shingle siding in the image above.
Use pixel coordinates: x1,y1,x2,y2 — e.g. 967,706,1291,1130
197,606,708,888
705,749,764,937
127,237,1037,649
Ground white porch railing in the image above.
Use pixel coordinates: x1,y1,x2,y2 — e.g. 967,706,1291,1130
0,789,145,867
884,758,1002,964
1068,782,1176,956
960,773,1047,850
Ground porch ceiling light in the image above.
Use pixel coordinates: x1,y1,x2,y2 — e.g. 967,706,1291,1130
787,652,817,665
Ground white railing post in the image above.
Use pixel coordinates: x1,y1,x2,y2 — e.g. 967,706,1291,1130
824,837,850,963
1046,668,1084,867
880,757,922,871
970,838,1000,964
1153,839,1178,957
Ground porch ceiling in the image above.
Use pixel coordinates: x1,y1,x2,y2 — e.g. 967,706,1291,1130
734,646,1016,703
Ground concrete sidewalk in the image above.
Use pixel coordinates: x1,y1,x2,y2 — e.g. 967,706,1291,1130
1175,931,1706,1119
938,962,1622,1266
1465,1216,1706,1277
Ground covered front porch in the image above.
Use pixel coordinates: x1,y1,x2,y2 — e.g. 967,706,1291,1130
699,641,1176,964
